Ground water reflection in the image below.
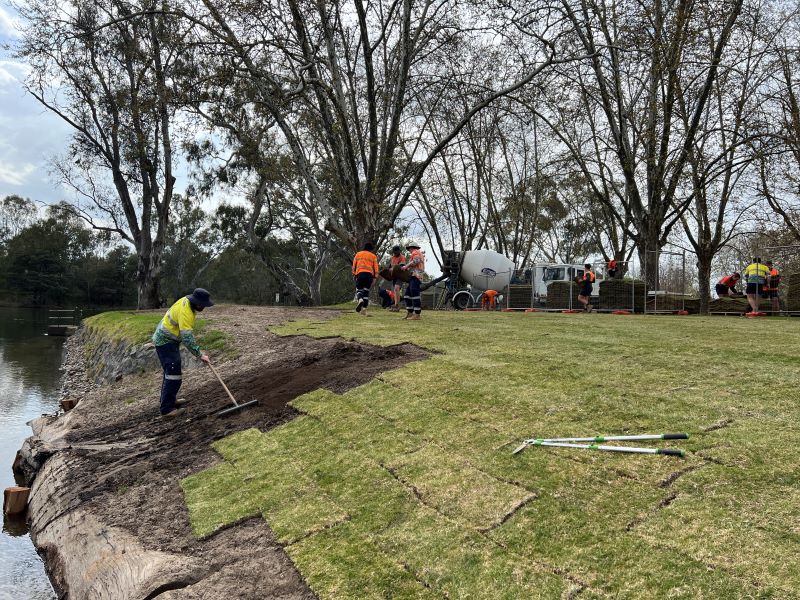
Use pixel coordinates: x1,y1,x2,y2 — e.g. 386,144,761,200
0,307,61,599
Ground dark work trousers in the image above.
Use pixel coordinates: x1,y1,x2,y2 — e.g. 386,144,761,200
405,276,422,314
156,342,182,415
355,272,374,308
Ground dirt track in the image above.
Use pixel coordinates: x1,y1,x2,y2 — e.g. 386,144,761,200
25,306,428,599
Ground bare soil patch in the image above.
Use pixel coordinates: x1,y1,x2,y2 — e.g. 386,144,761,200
30,305,428,598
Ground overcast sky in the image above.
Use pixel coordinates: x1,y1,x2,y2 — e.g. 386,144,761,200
0,1,73,205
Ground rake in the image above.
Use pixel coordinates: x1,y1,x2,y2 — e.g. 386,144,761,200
208,363,259,417
512,432,688,457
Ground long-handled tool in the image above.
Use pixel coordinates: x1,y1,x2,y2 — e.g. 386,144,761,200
512,432,688,457
208,363,259,417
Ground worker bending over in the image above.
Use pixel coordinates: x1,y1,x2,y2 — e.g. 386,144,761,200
378,288,396,309
578,264,595,312
481,289,499,310
401,241,424,320
352,242,380,316
715,272,741,298
152,288,213,417
389,245,406,312
763,261,781,314
743,257,771,313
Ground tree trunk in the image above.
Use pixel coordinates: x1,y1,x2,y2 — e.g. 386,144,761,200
697,254,712,315
137,252,162,309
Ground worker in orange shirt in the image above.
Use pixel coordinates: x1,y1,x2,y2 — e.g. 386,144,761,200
352,242,380,316
401,240,425,320
606,258,618,279
481,289,499,310
388,245,406,312
577,264,596,312
378,287,396,308
763,261,781,314
715,272,741,298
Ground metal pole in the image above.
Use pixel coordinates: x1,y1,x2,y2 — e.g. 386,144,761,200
513,440,685,457
682,250,686,312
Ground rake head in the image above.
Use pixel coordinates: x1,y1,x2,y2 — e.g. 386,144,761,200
216,399,259,417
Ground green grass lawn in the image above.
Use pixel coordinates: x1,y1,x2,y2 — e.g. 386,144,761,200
182,310,800,599
84,310,234,357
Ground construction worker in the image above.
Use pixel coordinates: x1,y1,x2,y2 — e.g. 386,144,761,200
152,288,213,417
401,241,424,320
607,258,618,279
743,257,771,313
577,264,596,312
763,261,781,314
378,287,396,308
389,245,406,312
352,242,380,316
481,289,499,310
715,272,741,298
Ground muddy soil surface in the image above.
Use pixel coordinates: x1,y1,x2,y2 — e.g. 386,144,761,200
32,306,428,598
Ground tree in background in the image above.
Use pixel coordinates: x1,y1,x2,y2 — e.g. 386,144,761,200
17,0,186,308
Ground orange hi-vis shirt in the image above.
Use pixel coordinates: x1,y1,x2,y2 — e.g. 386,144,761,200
764,268,781,292
719,275,738,288
406,249,425,278
352,250,379,277
390,254,406,267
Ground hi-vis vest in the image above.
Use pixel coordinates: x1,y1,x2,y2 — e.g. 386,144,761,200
352,251,379,276
764,268,781,292
407,249,425,278
583,270,596,283
157,297,196,342
744,263,770,284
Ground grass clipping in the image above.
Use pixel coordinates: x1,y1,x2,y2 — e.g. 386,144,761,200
182,310,800,599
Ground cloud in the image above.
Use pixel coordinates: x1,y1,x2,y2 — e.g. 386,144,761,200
0,161,35,185
0,5,21,39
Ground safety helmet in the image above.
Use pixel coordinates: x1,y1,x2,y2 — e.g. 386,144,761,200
406,240,421,249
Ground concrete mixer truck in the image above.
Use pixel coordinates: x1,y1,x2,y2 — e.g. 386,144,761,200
418,249,516,310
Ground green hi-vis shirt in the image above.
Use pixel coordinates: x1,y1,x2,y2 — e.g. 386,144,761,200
152,296,202,357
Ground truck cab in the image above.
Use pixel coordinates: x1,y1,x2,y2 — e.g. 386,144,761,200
533,264,603,298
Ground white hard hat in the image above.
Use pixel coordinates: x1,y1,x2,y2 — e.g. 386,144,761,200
406,240,421,249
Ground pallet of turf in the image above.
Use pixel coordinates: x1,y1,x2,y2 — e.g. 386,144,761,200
599,278,645,312
509,285,533,309
546,281,581,309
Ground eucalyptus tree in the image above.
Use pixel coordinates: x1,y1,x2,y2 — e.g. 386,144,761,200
16,0,187,308
535,0,745,286
186,0,582,252
676,1,777,312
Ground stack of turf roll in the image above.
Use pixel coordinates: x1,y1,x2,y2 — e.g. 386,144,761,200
509,285,533,309
787,273,800,312
645,294,699,313
546,281,581,309
599,278,645,312
708,297,771,313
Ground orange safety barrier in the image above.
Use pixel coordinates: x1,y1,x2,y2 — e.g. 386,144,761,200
612,310,631,315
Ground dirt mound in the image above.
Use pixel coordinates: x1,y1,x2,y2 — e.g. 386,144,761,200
22,307,429,599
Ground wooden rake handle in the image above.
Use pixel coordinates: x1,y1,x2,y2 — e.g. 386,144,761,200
207,362,238,406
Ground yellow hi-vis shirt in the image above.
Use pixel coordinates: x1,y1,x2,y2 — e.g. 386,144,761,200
152,296,202,356
743,263,770,284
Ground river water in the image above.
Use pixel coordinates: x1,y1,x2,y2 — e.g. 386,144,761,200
0,308,62,599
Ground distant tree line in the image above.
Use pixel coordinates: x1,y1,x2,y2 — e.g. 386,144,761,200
0,195,353,307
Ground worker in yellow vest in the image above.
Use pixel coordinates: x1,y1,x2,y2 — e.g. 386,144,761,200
152,288,213,417
743,257,770,313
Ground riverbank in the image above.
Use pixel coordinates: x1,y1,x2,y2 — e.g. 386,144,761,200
16,305,428,598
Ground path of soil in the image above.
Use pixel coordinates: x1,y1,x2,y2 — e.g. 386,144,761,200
21,306,428,599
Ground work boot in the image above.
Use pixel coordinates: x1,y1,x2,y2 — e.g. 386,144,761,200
161,408,186,418
175,398,189,407
408,313,421,320
356,298,364,312
403,311,412,319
